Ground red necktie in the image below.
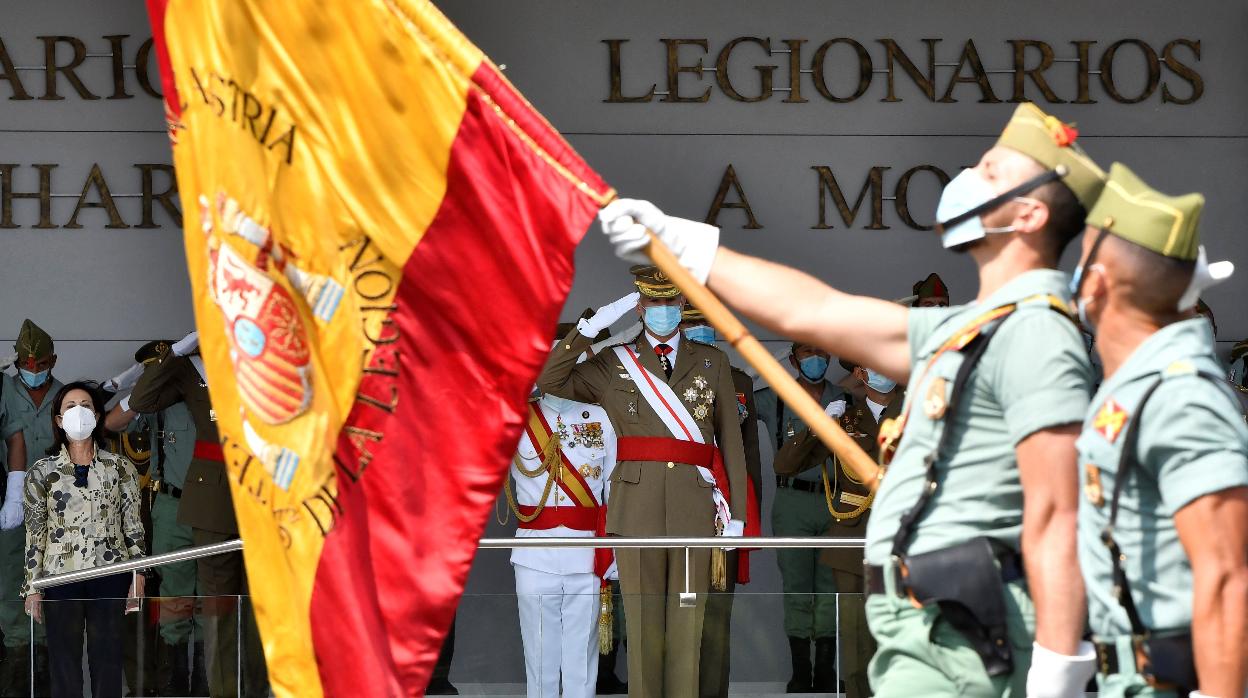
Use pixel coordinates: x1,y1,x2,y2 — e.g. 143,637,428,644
655,344,673,379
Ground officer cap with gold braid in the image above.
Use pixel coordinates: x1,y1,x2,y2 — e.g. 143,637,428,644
1086,162,1204,261
630,264,681,299
680,303,705,323
15,319,53,361
996,103,1106,209
135,340,175,365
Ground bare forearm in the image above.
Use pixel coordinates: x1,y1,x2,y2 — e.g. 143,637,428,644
1023,510,1086,654
1191,565,1248,697
707,248,911,379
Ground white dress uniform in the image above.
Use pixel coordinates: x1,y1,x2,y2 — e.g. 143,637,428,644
511,394,617,698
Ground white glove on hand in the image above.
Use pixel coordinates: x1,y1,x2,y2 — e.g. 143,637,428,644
578,292,640,338
722,519,745,538
598,199,721,284
104,363,144,392
825,399,847,419
0,472,26,530
1189,692,1217,698
0,352,15,370
605,561,619,582
171,331,199,356
1026,641,1096,698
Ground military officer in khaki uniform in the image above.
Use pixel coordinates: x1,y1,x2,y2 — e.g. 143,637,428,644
599,102,1106,697
0,320,59,697
127,331,269,698
106,340,210,695
538,266,749,698
680,305,762,698
776,359,901,697
1070,164,1248,698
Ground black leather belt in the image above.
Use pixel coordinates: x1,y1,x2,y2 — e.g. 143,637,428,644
775,475,821,494
1093,637,1191,692
864,544,1024,597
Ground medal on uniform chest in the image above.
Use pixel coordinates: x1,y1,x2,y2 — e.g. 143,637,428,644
704,358,712,368
572,421,605,449
1083,463,1104,506
209,409,217,422
923,377,948,419
684,375,715,421
627,401,637,416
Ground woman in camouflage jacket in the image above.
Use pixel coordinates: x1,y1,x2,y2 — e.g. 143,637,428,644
21,381,145,698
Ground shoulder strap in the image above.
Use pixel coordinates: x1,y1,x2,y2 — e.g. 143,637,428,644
890,314,1007,560
1103,368,1228,637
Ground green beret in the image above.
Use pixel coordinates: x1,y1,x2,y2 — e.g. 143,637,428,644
630,264,680,299
996,103,1106,209
1086,163,1204,261
15,319,53,361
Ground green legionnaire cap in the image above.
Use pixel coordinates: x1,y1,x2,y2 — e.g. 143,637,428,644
630,264,680,299
15,319,53,360
1086,163,1205,261
996,103,1106,209
913,273,949,301
135,339,174,365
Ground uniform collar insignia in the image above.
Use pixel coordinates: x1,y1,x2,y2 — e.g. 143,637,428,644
1093,398,1129,444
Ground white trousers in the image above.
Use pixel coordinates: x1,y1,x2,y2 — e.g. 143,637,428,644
513,564,600,698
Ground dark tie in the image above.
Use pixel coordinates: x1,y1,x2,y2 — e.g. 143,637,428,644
655,344,673,379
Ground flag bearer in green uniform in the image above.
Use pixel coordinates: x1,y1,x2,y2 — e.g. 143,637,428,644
598,102,1106,697
1069,163,1248,698
756,342,845,693
0,320,59,697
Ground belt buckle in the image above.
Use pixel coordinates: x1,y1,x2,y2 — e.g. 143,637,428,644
1131,636,1174,690
1095,642,1112,676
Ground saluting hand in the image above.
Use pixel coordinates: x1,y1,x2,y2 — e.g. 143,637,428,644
579,292,641,338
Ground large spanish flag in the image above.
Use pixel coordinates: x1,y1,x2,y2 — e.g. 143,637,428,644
145,1,613,695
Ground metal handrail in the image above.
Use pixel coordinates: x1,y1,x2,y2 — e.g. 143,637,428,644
30,539,244,591
31,536,866,590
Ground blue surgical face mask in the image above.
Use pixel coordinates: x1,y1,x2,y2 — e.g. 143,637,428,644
19,368,49,389
935,169,1016,249
865,369,897,393
684,325,716,345
798,355,829,382
643,305,681,337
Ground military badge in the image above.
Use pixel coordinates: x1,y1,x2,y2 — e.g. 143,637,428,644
736,392,748,422
628,402,638,416
582,411,591,419
1093,398,1129,444
1083,463,1104,506
572,422,605,450
923,377,948,419
704,358,712,368
685,375,715,420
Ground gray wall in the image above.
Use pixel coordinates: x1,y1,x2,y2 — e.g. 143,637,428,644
1,0,1244,686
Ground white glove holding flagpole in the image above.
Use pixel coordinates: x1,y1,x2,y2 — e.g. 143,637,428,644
171,331,199,357
598,199,720,284
1025,641,1097,698
103,363,144,393
577,292,640,338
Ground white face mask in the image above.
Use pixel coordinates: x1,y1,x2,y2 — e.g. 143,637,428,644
61,404,97,442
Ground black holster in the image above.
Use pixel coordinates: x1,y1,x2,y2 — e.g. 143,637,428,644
1144,633,1195,693
900,537,1015,677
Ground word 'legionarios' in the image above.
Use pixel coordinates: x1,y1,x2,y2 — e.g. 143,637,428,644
606,37,1203,105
